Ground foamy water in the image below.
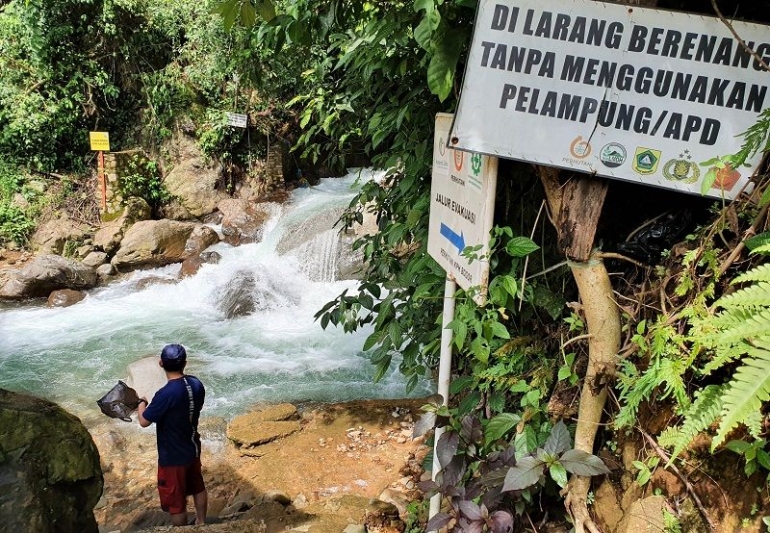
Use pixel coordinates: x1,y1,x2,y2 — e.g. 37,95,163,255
0,169,433,428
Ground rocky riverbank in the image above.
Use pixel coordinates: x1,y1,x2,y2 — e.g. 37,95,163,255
91,398,431,533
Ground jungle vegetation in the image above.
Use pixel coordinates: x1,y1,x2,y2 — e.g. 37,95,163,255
2,0,770,531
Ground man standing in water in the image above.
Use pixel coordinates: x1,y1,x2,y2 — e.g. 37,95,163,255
137,344,208,526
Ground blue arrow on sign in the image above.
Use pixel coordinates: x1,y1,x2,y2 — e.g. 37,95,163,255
440,223,466,253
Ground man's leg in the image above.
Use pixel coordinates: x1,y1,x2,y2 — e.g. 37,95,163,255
193,489,208,525
170,511,188,527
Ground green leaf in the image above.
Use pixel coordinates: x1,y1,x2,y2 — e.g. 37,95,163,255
486,413,519,442
502,456,545,491
746,232,770,251
500,275,518,298
549,462,568,488
700,167,717,195
212,0,241,31
414,0,434,13
559,449,611,476
489,321,510,339
458,390,480,416
426,29,463,102
514,425,537,459
414,10,440,50
240,1,257,27
506,236,539,257
255,0,276,21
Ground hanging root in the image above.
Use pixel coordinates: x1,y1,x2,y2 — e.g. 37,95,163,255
563,255,621,533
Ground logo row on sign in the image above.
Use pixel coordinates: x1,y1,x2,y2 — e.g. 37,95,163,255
566,136,739,192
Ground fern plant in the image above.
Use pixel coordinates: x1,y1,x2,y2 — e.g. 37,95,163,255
665,242,770,455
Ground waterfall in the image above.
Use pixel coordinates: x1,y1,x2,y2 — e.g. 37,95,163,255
0,169,433,426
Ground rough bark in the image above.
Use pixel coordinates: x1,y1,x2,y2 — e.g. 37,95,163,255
537,167,619,533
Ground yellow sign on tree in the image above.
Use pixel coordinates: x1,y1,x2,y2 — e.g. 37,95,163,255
89,132,110,152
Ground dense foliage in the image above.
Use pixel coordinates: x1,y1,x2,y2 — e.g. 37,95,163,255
4,0,770,528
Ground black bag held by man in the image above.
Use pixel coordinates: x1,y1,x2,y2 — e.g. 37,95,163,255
97,380,141,422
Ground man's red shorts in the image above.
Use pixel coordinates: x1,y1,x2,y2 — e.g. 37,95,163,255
157,458,205,515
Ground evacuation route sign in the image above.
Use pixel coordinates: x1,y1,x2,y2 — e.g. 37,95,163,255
450,0,770,199
428,113,498,305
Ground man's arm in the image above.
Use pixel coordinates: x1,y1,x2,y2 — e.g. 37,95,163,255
137,398,152,427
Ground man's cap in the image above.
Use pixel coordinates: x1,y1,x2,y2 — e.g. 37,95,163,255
160,344,187,362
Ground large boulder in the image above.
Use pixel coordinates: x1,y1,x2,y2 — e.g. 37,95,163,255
0,254,98,300
93,197,152,255
111,220,215,271
162,136,228,219
30,215,93,255
0,389,103,533
218,199,275,246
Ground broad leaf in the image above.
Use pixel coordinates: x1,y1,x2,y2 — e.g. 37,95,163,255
414,10,441,50
437,430,459,468
505,236,539,257
427,27,463,101
255,0,276,20
413,411,437,438
543,420,572,455
426,512,452,531
486,413,519,442
502,456,544,491
559,449,611,476
212,0,240,31
414,0,435,13
514,424,537,459
489,321,510,339
240,1,256,27
549,462,568,488
459,499,483,520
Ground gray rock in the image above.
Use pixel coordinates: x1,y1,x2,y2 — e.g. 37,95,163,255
0,254,97,300
93,197,152,255
111,219,200,270
82,251,108,267
31,215,92,255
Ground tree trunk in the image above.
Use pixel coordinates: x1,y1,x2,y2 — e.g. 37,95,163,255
539,169,619,532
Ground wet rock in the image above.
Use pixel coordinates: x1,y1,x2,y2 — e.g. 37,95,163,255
227,404,301,452
47,288,87,307
218,199,275,246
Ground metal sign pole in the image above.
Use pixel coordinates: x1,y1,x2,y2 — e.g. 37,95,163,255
428,275,456,527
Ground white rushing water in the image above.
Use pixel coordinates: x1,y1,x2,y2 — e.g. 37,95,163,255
0,169,433,426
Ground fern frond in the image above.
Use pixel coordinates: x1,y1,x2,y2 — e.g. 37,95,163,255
732,263,770,285
658,385,724,462
712,346,770,450
702,342,749,374
706,311,770,346
749,243,770,256
716,282,770,309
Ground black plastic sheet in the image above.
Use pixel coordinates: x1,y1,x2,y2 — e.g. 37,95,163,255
97,380,140,422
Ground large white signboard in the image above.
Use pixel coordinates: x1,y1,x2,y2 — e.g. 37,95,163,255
429,113,498,305
451,0,770,199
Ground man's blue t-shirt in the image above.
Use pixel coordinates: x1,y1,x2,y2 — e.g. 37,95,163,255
143,375,205,466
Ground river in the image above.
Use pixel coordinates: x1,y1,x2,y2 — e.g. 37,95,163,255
0,169,433,427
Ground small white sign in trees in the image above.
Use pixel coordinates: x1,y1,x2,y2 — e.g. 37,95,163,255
428,113,498,304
